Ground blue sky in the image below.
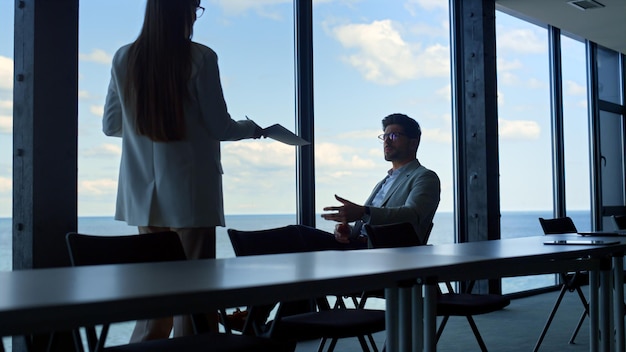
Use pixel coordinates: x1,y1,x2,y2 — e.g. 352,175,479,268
0,0,590,219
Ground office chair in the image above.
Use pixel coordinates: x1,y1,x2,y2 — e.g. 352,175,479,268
534,217,589,351
612,215,626,230
364,222,510,352
227,226,385,352
65,231,295,352
567,214,626,345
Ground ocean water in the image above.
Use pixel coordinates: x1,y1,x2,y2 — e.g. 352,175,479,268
0,210,592,290
0,211,592,349
0,210,591,270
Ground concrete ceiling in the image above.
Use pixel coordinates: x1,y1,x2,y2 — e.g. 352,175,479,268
496,0,626,54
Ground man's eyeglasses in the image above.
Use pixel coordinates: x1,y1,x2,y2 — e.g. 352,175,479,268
196,6,205,18
378,132,407,141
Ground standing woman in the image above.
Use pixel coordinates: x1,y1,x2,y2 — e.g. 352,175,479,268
102,0,262,341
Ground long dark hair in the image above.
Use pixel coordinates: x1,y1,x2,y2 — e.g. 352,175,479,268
124,0,198,142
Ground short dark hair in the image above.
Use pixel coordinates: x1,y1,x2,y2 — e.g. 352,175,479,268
382,113,421,140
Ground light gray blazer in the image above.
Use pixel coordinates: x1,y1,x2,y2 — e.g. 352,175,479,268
354,159,441,244
103,42,257,228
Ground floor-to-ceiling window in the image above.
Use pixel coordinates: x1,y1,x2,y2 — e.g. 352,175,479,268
495,11,555,293
0,1,13,275
562,35,591,227
76,1,296,260
76,1,144,241
312,0,454,243
0,3,13,350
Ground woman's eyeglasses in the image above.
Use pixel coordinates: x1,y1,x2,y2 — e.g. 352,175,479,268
196,6,205,18
378,132,406,142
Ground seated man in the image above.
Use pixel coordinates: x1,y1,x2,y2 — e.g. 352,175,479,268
320,113,440,246
243,117,439,330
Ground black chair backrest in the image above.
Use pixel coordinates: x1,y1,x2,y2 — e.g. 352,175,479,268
228,226,308,257
612,215,626,230
66,231,187,266
364,222,424,248
538,217,578,234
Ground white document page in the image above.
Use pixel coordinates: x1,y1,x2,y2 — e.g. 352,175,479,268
263,124,310,146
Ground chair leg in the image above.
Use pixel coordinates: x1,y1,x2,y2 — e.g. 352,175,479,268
366,333,379,352
466,316,488,352
357,335,372,352
574,286,589,311
324,337,339,352
71,329,85,352
569,309,588,344
317,337,328,352
533,284,568,352
567,286,589,345
85,327,98,352
94,324,109,352
436,315,450,341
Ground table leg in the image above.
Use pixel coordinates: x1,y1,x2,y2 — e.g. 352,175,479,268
589,268,599,352
412,283,423,352
399,284,413,352
599,259,612,352
385,287,399,352
423,279,437,352
613,254,624,352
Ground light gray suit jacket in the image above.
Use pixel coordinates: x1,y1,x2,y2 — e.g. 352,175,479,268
103,42,257,228
354,159,440,244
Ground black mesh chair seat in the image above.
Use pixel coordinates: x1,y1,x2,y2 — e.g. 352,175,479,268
104,333,294,352
437,293,510,316
65,232,295,352
271,309,386,341
228,226,385,352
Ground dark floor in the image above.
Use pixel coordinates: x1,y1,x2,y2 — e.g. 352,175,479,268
0,287,612,351
296,288,601,352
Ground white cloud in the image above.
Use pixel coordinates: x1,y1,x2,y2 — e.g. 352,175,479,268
0,99,12,110
423,127,451,144
526,77,546,89
565,80,586,96
497,58,523,72
409,22,448,38
332,20,449,85
404,0,447,14
79,178,117,196
0,56,13,91
315,142,377,169
79,90,90,99
208,0,290,18
496,58,524,86
336,129,381,140
0,115,11,134
435,84,450,102
498,89,505,105
222,140,295,169
0,177,10,193
83,143,122,157
79,49,112,65
499,71,519,86
90,105,104,117
497,29,546,54
499,119,540,140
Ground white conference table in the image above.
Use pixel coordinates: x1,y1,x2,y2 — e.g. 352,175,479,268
0,235,624,352
380,235,626,352
0,250,491,342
